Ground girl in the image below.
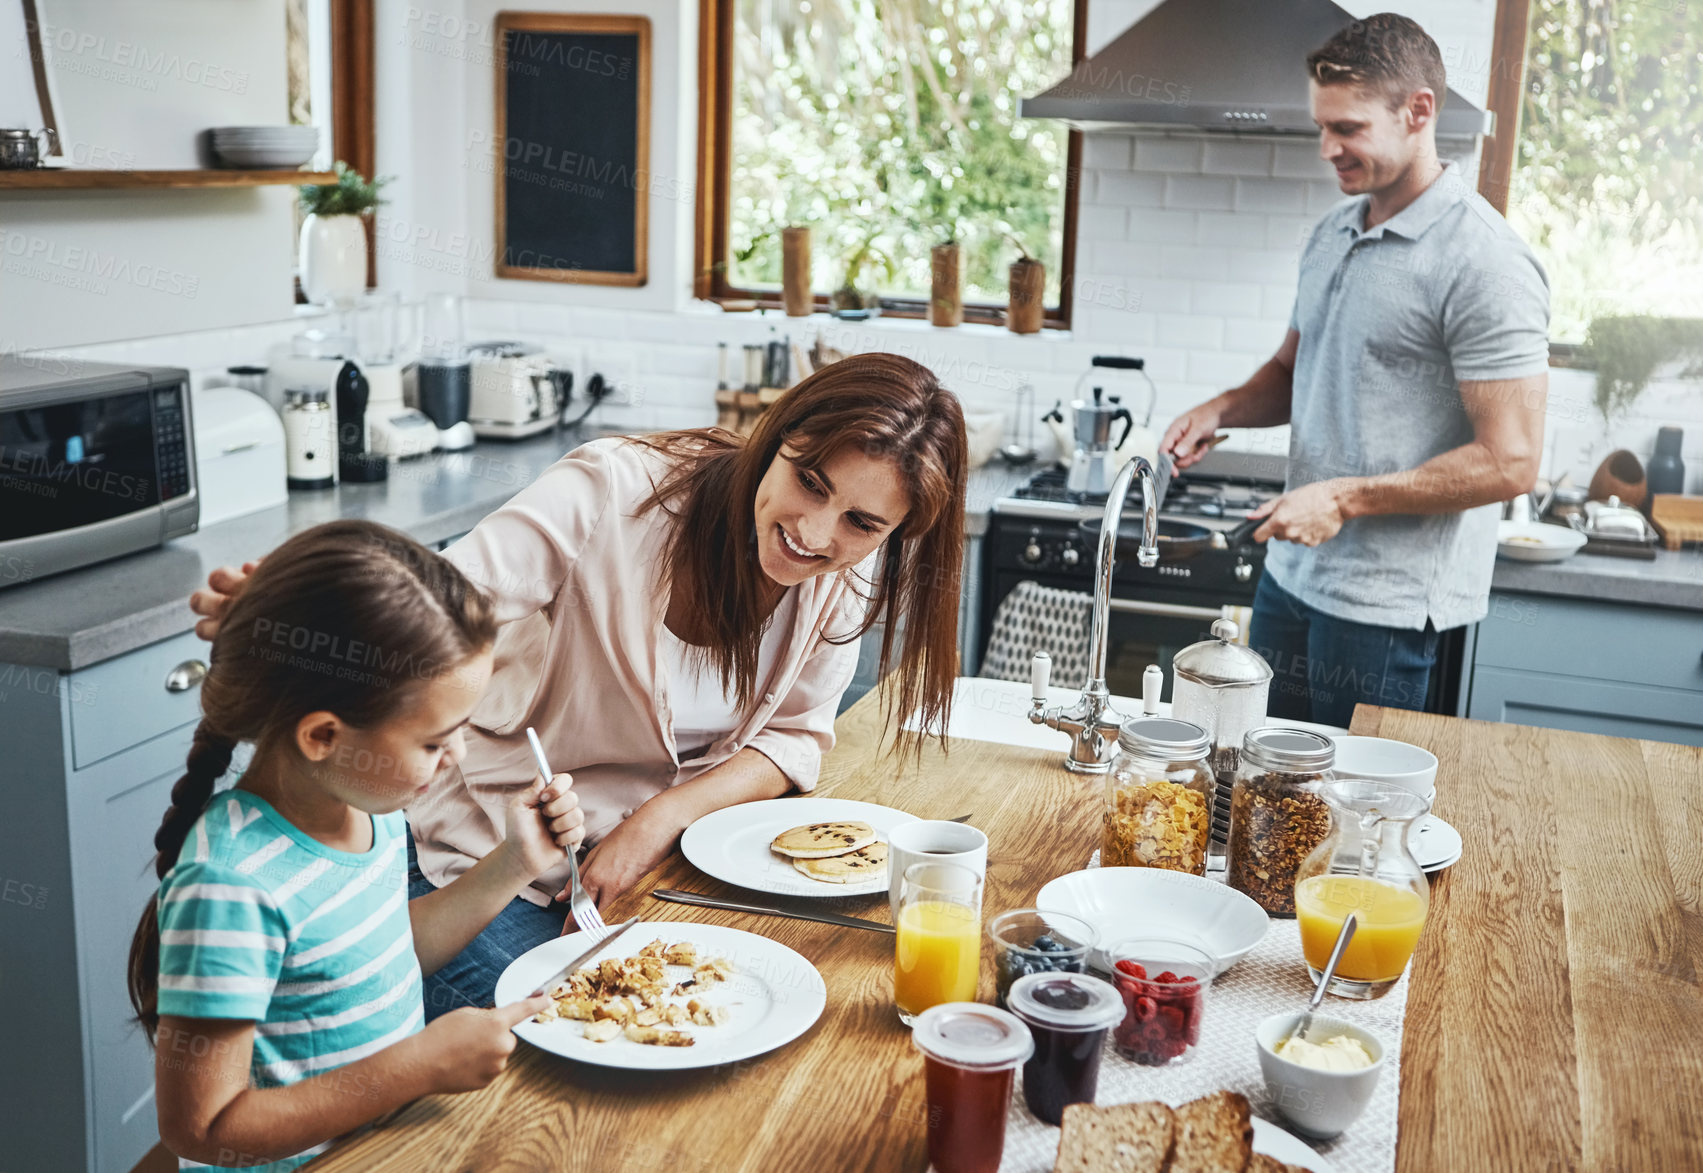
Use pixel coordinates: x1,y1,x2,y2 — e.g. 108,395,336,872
192,353,967,1014
129,520,584,1171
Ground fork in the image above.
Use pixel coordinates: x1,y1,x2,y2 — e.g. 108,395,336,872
525,727,608,940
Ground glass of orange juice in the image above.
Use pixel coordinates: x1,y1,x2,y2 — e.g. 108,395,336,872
1294,780,1432,1000
896,862,983,1025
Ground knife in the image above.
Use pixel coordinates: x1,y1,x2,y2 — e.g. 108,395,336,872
652,888,896,935
527,917,640,997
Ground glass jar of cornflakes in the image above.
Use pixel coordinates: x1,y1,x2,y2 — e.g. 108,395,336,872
1103,718,1214,876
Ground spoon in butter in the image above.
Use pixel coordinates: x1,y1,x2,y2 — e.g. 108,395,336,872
1289,912,1357,1046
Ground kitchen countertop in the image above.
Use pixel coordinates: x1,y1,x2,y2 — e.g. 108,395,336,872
0,428,1034,672
1489,545,1703,611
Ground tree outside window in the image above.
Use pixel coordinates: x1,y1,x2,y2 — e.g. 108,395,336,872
1507,0,1703,342
727,0,1074,310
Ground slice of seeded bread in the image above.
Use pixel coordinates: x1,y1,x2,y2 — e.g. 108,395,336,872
1168,1091,1255,1173
1246,1154,1309,1173
1055,1100,1175,1173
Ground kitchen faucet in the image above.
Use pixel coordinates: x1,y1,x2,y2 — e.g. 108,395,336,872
1028,455,1161,773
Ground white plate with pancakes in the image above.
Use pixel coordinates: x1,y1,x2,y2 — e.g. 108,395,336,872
681,797,919,898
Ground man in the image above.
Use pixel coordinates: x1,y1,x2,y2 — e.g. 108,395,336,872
1161,14,1550,726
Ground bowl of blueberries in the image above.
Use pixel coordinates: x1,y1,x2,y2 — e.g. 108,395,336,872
989,908,1097,1008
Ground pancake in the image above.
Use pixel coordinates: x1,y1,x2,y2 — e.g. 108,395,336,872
770,820,878,859
792,840,888,883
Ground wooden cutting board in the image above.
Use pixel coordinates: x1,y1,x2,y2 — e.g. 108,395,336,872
1650,494,1703,550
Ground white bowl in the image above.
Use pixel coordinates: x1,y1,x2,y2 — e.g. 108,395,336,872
1035,867,1268,977
1330,735,1438,801
1496,520,1587,562
1256,1011,1388,1139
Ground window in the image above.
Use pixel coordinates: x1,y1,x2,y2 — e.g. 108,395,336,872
1502,0,1703,342
697,0,1083,327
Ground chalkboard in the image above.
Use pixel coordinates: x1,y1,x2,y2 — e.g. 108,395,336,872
494,13,649,286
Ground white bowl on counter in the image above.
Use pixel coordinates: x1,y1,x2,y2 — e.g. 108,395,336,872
1496,520,1587,563
1255,1012,1388,1139
1035,867,1268,977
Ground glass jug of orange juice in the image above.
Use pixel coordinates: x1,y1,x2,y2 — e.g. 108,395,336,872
1294,780,1431,1000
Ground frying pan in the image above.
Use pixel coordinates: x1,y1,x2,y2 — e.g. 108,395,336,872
1077,513,1265,562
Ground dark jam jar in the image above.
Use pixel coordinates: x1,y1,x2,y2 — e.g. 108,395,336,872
1006,972,1125,1125
911,1003,1034,1173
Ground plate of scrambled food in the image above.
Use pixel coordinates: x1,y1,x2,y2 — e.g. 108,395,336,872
496,922,828,1070
680,797,918,898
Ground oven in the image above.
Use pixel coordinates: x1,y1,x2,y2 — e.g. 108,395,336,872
978,510,1264,703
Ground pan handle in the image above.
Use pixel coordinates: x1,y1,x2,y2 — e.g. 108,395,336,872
1214,515,1266,550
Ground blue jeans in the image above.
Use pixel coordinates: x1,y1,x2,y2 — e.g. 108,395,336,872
1250,574,1440,728
407,836,569,1020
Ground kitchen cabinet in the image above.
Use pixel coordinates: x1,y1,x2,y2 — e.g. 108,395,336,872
0,629,209,1173
1463,592,1703,746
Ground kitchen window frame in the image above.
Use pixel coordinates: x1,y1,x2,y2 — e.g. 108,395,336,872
693,0,1086,331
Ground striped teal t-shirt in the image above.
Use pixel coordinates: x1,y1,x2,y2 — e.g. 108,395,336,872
156,788,423,1172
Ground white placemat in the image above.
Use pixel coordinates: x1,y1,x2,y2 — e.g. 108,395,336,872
997,890,1407,1171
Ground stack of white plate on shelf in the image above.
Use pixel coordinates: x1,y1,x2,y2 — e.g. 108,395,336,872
209,125,320,169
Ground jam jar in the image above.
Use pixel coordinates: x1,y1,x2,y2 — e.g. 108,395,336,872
1226,727,1335,916
1103,717,1214,876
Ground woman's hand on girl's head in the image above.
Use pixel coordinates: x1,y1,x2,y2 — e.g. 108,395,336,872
501,771,584,879
189,560,260,642
415,996,552,1093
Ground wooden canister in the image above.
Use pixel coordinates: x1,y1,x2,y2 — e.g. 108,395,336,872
781,226,812,317
1008,257,1045,334
930,242,962,327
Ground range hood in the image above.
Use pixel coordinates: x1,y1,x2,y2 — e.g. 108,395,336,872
1021,0,1492,138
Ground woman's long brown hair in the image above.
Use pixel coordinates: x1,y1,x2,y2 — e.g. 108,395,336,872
126,520,497,1039
633,352,968,749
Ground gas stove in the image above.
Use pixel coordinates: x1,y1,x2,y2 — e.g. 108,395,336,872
976,448,1289,687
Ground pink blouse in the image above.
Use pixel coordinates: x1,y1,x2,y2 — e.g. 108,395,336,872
412,437,871,906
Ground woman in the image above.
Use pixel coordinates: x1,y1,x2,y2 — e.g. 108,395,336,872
192,352,968,1013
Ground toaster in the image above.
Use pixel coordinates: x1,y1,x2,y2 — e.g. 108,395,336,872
467,342,571,439
192,387,288,526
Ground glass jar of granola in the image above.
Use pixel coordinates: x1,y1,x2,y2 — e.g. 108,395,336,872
1226,728,1335,916
1103,718,1214,876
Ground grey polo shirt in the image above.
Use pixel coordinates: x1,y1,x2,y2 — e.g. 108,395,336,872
1264,163,1550,632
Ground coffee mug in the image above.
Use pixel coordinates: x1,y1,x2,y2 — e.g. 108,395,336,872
888,820,988,918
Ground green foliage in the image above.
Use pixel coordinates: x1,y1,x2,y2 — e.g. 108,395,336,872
298,161,390,217
728,0,1072,306
1583,315,1703,418
1508,0,1703,340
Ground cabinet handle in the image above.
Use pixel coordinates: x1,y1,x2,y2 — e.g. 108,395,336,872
165,660,208,693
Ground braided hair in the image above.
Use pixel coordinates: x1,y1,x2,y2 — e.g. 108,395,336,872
127,520,496,1038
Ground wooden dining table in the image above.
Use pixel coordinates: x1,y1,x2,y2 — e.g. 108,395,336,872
311,695,1703,1173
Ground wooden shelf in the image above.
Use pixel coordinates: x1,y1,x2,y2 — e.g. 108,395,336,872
0,169,337,191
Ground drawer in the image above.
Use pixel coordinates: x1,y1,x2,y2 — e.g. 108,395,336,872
1474,593,1703,694
69,630,209,768
1466,667,1703,747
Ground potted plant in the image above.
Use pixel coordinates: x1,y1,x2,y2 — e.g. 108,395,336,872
830,235,886,320
1006,234,1044,334
930,232,962,328
1583,315,1703,420
297,162,389,307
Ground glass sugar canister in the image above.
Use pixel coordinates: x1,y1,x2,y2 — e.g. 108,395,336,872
1170,619,1274,850
1103,717,1214,876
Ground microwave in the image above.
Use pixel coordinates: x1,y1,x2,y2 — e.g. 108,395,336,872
0,355,198,588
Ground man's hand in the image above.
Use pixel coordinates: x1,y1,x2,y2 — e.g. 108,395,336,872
1250,479,1352,547
1160,399,1225,469
564,802,679,922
